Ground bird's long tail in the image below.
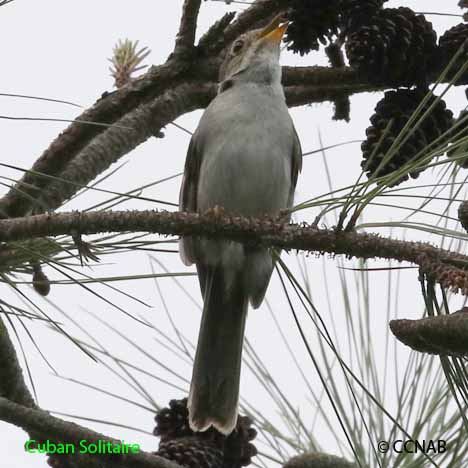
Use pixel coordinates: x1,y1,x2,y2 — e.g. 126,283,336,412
188,267,248,435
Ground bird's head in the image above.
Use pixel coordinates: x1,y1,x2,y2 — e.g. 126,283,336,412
219,14,288,87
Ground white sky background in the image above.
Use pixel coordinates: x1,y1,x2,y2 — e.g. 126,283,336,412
0,1,467,467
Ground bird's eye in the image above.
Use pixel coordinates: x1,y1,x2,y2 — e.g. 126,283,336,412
232,39,244,54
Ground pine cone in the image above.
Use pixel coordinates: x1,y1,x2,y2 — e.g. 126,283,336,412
410,13,439,83
154,399,258,467
438,23,468,85
361,88,454,185
340,0,386,34
32,264,51,296
284,0,341,55
157,437,224,468
345,8,437,86
154,398,193,442
223,416,257,468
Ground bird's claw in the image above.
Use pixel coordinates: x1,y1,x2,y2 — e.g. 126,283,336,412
204,205,225,220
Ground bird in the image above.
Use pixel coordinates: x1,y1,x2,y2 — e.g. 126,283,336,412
179,13,302,435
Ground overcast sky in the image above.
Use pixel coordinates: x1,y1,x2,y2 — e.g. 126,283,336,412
1,1,466,467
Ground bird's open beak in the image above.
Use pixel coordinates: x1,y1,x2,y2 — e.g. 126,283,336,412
259,13,288,44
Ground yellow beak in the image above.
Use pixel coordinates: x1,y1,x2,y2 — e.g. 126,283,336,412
259,14,288,44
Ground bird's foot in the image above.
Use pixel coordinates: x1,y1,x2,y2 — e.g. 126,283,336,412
204,205,225,220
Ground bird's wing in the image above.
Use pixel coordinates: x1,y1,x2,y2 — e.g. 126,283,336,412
289,124,303,206
179,136,202,266
180,136,200,213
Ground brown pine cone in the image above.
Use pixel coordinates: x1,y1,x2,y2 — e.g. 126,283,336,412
154,398,258,467
340,0,386,34
32,263,51,296
284,0,341,55
346,8,437,86
223,416,257,468
157,437,224,468
438,23,468,85
154,398,193,442
361,88,454,185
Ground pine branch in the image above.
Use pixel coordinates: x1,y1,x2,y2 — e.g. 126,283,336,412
284,452,357,468
174,0,203,55
0,397,182,468
2,209,468,295
0,316,62,467
0,60,185,219
34,82,213,213
0,318,35,407
198,11,237,52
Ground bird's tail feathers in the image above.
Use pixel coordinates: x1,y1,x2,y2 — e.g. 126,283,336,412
188,267,248,435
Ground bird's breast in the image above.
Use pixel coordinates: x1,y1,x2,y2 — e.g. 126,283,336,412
196,85,293,216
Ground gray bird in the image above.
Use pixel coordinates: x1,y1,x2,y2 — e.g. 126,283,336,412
179,14,302,435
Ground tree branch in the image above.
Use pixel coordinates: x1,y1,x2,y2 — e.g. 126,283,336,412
284,452,357,468
198,11,237,53
0,316,66,467
1,209,468,294
174,0,202,55
34,82,213,213
284,82,382,107
0,60,188,219
282,66,360,87
0,317,35,407
0,397,181,468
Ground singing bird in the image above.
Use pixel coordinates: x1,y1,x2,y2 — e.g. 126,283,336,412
179,14,302,435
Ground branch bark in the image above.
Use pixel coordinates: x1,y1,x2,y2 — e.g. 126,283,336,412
174,0,202,55
34,82,213,213
0,318,35,407
1,209,468,294
0,60,186,219
0,397,181,468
